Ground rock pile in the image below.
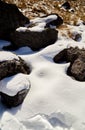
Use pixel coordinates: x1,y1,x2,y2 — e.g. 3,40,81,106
3,14,63,51
0,51,31,107
0,1,64,107
0,1,64,51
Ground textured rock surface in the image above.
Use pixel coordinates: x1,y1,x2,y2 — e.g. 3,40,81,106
4,28,58,51
0,0,30,40
0,54,30,80
67,58,85,81
53,47,85,63
53,47,85,81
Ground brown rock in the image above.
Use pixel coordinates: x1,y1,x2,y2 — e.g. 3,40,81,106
53,47,85,81
53,47,83,63
67,58,85,81
0,54,30,80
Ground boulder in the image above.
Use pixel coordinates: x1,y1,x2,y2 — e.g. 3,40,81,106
0,1,30,40
53,47,84,63
0,73,31,107
0,51,30,80
67,58,85,81
4,28,58,51
53,47,85,81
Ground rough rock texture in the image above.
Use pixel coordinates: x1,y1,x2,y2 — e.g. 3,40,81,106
53,47,85,63
53,47,85,81
0,57,30,80
4,28,58,51
1,88,29,107
67,58,85,81
0,0,30,40
44,14,63,28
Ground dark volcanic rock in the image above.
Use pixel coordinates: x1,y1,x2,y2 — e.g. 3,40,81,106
61,1,71,10
44,14,63,28
0,51,30,80
53,47,84,63
67,58,85,81
0,1,30,40
4,28,58,51
1,89,29,107
53,49,67,63
53,47,85,81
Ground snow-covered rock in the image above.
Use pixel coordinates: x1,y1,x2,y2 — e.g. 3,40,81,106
0,51,30,80
0,73,31,107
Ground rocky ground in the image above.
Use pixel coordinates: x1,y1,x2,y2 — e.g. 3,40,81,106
0,1,85,130
3,0,85,25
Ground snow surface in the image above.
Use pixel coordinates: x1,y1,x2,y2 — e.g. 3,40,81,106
0,73,30,96
0,51,19,62
16,14,57,32
0,20,85,130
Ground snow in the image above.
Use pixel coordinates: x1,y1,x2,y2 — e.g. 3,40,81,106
0,112,26,130
16,27,28,32
0,73,30,96
31,14,58,24
0,51,19,62
16,14,57,32
0,19,85,130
